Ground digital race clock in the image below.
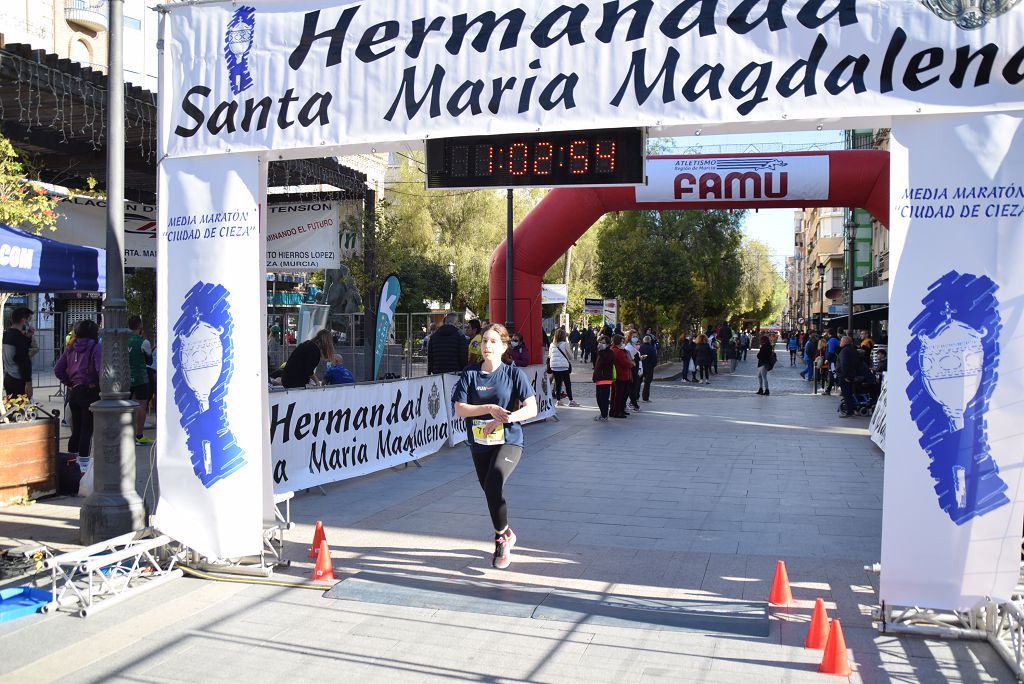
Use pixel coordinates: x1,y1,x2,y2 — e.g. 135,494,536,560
425,128,645,189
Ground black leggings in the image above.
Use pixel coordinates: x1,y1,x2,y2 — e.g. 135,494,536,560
472,444,523,532
552,370,573,401
596,383,611,417
68,385,100,458
699,363,711,380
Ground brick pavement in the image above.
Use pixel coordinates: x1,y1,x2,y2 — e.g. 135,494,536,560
0,352,1013,682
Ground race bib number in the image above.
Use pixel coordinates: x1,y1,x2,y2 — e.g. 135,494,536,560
471,419,505,446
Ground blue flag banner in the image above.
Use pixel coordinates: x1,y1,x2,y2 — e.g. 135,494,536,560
373,274,401,381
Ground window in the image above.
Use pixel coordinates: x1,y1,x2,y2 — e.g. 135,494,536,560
70,39,92,66
124,16,141,29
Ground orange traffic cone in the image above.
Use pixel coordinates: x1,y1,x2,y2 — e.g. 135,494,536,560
768,560,793,605
805,598,830,649
818,618,853,676
308,520,326,558
312,539,334,581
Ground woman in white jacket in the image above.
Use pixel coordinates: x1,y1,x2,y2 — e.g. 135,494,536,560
548,328,579,407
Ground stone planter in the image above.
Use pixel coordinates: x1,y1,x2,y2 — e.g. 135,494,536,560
0,417,58,505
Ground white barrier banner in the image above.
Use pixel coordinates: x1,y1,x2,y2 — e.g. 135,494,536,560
160,1,1024,159
868,373,886,452
635,156,829,204
56,196,344,270
443,372,468,448
881,113,1024,611
154,153,268,559
269,376,452,494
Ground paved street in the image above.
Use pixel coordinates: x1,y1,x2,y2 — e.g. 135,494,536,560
0,355,1013,682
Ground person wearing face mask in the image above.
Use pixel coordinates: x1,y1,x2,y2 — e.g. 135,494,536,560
591,335,615,421
509,332,529,367
624,331,642,412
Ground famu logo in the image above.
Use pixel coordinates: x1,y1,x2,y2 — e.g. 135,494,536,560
225,6,255,94
921,0,1022,29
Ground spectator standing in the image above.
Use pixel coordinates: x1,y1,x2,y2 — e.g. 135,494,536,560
569,326,581,360
681,335,696,382
694,334,713,384
624,331,642,412
127,316,155,446
755,335,774,396
609,334,634,418
800,333,818,381
466,319,484,365
592,335,614,421
787,334,799,366
427,313,468,374
2,307,33,398
639,335,658,402
548,328,578,407
54,320,102,461
837,335,862,417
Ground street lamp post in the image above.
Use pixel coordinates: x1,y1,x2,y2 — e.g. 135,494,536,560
447,260,455,311
80,0,145,543
818,262,826,334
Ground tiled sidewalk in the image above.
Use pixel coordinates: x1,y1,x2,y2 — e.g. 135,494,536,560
0,356,1012,682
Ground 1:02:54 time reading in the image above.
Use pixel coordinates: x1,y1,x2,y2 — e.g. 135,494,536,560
425,128,645,189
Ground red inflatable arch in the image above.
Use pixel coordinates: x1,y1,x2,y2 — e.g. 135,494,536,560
488,151,889,364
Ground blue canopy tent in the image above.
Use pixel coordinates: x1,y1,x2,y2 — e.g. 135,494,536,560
0,222,105,294
1,222,105,411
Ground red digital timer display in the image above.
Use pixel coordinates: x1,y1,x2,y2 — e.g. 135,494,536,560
425,128,645,189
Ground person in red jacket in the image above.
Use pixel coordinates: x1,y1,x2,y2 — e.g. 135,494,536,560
609,334,634,419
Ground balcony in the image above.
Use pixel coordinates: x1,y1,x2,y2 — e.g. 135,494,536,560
66,0,108,33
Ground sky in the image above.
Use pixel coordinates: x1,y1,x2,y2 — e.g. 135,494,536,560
656,129,847,275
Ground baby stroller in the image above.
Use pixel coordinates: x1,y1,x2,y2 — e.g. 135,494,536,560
838,376,879,416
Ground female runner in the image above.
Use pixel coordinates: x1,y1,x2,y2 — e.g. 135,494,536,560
452,324,538,569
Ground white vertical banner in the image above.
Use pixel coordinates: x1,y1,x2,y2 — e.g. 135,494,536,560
154,153,267,559
881,113,1024,611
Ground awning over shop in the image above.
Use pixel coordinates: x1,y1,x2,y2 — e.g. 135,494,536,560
0,222,105,293
853,284,888,305
825,305,888,326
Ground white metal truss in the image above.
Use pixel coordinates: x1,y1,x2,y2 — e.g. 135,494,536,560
43,529,180,617
872,560,1024,682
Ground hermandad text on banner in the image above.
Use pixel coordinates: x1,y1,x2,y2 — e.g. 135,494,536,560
270,365,556,494
161,0,1024,158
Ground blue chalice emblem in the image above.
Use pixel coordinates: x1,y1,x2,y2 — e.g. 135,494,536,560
906,271,1008,524
171,282,246,488
224,6,255,95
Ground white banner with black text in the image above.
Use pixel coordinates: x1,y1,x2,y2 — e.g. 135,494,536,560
161,1,1024,159
154,153,269,559
880,112,1024,611
56,196,347,271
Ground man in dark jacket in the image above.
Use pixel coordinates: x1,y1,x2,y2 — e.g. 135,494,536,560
427,313,468,374
837,335,862,417
639,335,658,401
3,307,33,398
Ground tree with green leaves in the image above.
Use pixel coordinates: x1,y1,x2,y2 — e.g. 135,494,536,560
732,238,787,325
0,134,60,234
597,209,745,333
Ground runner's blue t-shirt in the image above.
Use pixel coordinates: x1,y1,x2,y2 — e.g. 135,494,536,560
452,363,536,452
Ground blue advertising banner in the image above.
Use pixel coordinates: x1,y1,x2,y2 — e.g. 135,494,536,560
373,274,401,381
